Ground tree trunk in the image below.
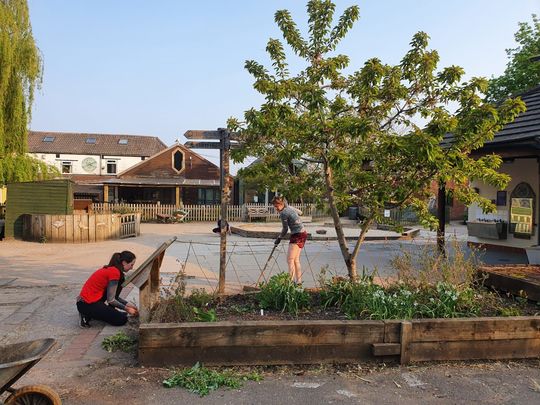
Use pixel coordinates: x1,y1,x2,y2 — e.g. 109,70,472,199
323,160,356,279
437,184,446,257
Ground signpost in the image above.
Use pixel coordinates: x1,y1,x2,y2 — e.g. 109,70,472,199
184,128,239,294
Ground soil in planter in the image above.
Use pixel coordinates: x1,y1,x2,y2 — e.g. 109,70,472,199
151,288,540,323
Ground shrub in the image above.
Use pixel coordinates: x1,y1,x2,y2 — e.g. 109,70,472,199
258,273,310,315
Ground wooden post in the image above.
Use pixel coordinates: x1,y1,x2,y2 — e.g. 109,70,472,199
175,186,181,207
218,128,231,295
103,185,109,204
437,184,446,256
400,321,412,365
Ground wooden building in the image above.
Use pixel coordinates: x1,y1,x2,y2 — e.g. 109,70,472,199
463,84,540,251
103,142,223,206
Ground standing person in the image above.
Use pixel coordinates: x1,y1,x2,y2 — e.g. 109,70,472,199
272,195,307,284
76,251,139,327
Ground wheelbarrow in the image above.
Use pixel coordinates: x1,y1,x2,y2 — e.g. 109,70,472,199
0,338,61,404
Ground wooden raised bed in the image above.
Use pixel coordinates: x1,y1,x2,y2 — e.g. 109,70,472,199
479,265,540,302
138,316,540,366
132,241,540,367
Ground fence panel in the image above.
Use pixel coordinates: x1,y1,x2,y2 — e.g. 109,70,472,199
91,203,329,223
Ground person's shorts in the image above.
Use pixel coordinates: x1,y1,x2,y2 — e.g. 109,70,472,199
289,231,308,248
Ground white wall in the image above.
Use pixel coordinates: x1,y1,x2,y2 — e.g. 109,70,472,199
31,153,143,175
469,158,539,248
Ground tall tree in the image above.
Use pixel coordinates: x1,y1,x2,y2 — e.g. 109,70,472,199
0,0,57,184
231,0,525,279
486,14,540,103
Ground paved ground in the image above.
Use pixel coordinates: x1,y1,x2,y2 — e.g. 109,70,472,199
0,221,538,404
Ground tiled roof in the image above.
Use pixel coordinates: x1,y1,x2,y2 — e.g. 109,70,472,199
28,131,167,157
442,84,540,147
485,84,540,144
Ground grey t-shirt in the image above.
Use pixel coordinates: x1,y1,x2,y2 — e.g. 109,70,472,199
278,205,305,237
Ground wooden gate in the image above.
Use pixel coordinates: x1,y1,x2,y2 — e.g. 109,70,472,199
120,213,140,238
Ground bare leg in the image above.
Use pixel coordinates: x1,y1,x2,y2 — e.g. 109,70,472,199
287,243,302,283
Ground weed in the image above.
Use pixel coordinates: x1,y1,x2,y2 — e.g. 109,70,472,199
188,288,214,308
498,306,523,317
258,273,310,315
163,362,262,396
101,331,137,353
150,268,219,323
192,307,217,322
390,238,482,288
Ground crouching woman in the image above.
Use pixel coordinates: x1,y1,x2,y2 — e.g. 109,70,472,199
76,251,139,327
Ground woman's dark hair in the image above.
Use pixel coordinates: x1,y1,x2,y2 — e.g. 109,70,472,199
107,251,136,272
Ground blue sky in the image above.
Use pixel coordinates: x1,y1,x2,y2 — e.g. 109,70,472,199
28,1,538,172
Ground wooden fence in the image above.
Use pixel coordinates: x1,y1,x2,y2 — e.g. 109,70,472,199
22,213,140,243
91,203,328,223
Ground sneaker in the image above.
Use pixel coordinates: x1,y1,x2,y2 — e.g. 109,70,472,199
79,313,91,328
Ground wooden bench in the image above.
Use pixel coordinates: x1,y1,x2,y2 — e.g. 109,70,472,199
247,207,271,222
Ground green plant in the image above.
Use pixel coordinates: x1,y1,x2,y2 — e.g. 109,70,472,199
188,288,214,308
101,331,137,353
112,207,137,215
258,273,310,315
320,272,482,320
163,362,262,396
498,306,523,317
192,307,217,322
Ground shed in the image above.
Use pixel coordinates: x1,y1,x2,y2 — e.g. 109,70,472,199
5,179,74,239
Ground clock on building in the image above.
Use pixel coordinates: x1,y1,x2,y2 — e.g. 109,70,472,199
82,157,98,173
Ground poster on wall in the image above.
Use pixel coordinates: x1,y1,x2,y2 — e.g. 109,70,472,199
510,198,533,235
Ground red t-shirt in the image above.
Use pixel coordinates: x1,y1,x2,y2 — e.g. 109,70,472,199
79,266,121,304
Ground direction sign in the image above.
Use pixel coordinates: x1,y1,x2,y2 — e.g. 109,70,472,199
184,141,240,149
184,129,239,141
184,130,221,140
183,141,220,149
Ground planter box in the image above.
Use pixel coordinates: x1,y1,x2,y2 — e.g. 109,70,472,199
138,317,540,366
467,221,507,240
479,265,540,301
526,247,540,265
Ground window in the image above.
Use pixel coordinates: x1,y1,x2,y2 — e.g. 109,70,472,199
173,150,183,172
141,156,145,160
197,188,220,205
85,138,97,144
106,160,117,174
118,139,128,145
61,161,72,174
56,153,60,158
42,136,55,142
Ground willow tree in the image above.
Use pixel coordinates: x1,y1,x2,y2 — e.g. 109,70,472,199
0,0,57,184
230,0,525,280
